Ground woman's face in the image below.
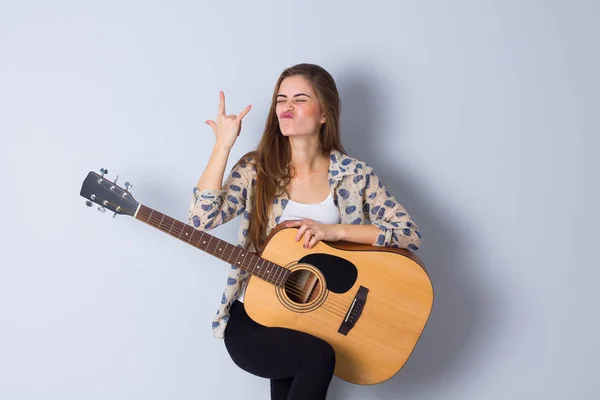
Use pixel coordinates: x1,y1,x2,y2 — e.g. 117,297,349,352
275,75,326,137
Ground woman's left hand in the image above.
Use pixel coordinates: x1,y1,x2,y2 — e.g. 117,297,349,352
284,219,343,248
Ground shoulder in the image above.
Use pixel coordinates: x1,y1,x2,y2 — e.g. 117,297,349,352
329,149,373,183
231,151,258,182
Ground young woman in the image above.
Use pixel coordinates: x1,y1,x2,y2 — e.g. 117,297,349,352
188,63,421,400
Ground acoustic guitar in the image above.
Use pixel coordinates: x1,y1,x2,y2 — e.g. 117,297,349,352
80,169,434,385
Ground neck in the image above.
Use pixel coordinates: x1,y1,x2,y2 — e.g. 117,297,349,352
288,137,326,173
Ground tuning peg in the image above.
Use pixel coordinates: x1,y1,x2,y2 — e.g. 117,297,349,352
113,175,119,184
98,206,106,213
85,200,93,207
100,168,108,177
124,182,132,191
113,212,118,218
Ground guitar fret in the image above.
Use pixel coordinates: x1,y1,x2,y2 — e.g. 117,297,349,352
253,258,261,277
271,264,279,283
198,231,206,248
135,205,288,286
271,263,280,285
225,244,235,263
232,248,242,268
273,265,279,284
257,258,265,279
274,263,283,286
187,227,195,245
239,251,247,270
263,260,269,281
206,236,213,255
239,251,247,269
265,261,272,283
249,257,257,275
230,245,238,264
177,223,187,241
215,239,223,258
266,261,273,282
281,268,289,286
275,265,282,284
247,254,258,278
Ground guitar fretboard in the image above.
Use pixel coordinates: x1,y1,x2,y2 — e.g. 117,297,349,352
135,204,290,286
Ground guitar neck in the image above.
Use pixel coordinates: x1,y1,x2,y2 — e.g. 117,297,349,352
134,204,289,286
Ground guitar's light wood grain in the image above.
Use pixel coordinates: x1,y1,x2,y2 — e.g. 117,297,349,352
243,226,434,385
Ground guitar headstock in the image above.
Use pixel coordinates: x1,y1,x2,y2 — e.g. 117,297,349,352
80,168,139,218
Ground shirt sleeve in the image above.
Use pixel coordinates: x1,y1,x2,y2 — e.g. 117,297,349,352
188,157,253,231
362,166,422,250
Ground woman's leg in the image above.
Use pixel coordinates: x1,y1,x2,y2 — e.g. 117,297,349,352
224,300,336,400
270,377,293,399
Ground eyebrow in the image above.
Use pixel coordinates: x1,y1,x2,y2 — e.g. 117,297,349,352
277,93,311,98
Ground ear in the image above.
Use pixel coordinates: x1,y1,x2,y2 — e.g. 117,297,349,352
320,115,326,124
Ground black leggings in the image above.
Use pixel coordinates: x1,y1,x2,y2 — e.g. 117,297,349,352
224,300,336,400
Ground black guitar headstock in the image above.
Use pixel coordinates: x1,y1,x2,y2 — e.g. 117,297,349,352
80,168,139,218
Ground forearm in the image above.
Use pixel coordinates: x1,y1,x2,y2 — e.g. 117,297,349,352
196,144,232,191
337,224,380,245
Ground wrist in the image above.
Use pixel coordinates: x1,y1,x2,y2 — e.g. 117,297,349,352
335,224,346,241
213,142,233,153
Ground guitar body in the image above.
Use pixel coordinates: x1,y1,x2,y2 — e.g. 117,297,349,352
243,224,434,385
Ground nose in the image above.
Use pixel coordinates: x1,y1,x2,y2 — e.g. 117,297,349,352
278,98,293,109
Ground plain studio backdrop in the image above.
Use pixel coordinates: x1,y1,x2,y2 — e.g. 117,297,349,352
1,1,598,399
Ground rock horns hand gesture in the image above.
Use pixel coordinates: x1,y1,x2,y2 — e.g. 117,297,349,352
205,91,252,150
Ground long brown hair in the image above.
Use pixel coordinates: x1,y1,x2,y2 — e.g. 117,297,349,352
239,63,346,252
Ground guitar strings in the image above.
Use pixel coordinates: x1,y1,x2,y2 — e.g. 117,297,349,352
105,200,352,314
139,210,351,316
91,182,326,293
96,193,353,313
100,189,330,294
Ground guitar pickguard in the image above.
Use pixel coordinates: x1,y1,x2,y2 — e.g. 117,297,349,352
297,253,358,294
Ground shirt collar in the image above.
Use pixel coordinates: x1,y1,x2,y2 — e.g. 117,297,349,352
275,149,359,203
328,149,360,186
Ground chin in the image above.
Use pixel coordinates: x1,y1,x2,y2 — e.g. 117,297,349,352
280,129,315,137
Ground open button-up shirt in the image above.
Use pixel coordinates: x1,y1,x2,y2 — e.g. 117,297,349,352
188,149,421,339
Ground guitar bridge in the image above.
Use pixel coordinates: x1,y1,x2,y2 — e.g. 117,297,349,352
337,286,369,335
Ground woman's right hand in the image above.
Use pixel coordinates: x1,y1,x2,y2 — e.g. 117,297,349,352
205,91,252,150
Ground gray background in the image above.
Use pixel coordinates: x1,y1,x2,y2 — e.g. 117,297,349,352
1,1,598,399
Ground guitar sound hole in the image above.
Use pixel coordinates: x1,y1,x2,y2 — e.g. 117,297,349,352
284,270,322,304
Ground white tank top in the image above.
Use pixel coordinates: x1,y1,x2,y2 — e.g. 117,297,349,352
237,192,341,302
278,192,341,225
